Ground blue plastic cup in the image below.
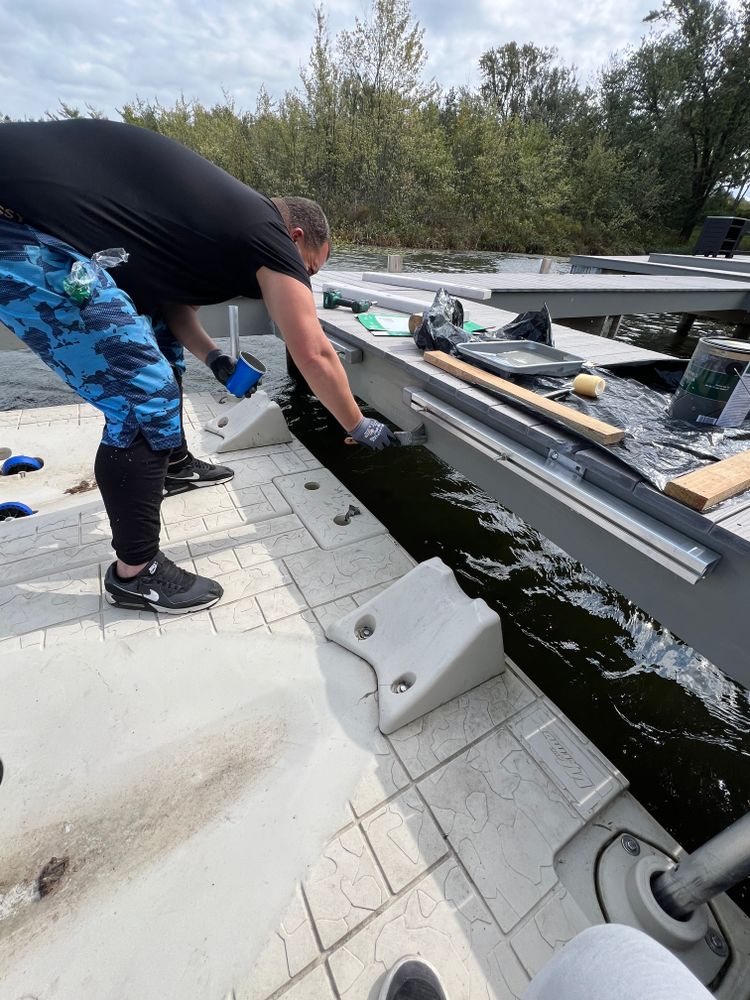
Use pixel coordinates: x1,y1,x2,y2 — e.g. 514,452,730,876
225,351,266,398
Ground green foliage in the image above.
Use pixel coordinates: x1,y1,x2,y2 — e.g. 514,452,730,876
13,0,750,254
601,0,750,238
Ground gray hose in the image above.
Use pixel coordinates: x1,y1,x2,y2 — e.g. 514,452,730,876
653,811,750,920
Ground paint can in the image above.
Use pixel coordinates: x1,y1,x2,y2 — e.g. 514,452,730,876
668,338,750,427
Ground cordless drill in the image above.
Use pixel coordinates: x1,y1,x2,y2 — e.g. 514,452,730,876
322,289,374,314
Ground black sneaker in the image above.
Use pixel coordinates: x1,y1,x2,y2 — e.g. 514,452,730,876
378,959,447,1000
104,552,223,615
163,455,235,497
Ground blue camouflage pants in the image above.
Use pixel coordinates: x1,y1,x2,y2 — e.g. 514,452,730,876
0,220,183,450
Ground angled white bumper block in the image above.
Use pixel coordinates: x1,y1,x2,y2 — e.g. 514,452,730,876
326,557,504,734
204,391,292,452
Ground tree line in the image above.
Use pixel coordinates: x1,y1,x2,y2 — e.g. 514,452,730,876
6,0,750,255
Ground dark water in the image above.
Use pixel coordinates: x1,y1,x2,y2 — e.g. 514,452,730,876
2,248,748,913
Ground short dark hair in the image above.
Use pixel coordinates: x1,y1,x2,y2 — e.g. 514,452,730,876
272,196,330,250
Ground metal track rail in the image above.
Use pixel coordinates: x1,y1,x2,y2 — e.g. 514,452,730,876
407,389,720,585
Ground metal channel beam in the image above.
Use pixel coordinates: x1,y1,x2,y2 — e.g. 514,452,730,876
407,389,718,585
650,253,750,275
485,287,750,319
329,333,749,688
570,255,750,284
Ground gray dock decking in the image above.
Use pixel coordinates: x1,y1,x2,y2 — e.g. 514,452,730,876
570,253,750,285
324,267,750,321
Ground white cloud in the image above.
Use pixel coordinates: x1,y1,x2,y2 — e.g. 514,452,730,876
0,0,662,120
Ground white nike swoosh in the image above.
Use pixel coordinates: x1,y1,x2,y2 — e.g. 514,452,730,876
143,589,160,602
171,472,201,480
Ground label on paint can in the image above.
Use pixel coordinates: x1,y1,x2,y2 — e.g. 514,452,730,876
669,338,750,428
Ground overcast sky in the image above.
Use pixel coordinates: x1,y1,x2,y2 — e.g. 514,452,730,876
0,0,661,121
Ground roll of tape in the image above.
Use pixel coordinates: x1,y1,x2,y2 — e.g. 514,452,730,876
573,373,606,398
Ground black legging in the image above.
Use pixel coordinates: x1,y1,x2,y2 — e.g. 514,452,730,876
95,369,190,566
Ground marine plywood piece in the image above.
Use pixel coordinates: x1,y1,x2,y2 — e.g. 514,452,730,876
326,557,504,734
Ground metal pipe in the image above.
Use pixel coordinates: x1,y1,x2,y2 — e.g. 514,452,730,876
228,304,240,360
653,811,750,920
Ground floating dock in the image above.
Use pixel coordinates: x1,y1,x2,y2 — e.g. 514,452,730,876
2,389,749,995
314,275,750,691
571,253,750,285
330,268,750,327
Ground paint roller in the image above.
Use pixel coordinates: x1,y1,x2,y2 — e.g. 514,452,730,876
544,373,606,401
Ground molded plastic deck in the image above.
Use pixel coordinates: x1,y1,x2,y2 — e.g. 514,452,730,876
1,395,748,999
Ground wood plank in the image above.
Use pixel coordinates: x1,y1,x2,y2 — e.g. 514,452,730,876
665,451,750,512
424,351,625,446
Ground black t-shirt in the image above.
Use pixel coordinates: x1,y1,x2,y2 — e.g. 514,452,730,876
0,119,311,313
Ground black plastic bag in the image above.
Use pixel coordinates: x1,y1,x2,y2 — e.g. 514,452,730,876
413,288,469,355
496,303,553,345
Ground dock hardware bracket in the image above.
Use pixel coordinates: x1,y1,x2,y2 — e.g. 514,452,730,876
404,388,721,586
546,449,585,481
323,332,364,366
596,832,730,987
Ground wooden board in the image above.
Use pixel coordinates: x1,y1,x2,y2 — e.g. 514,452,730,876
665,451,750,511
424,350,625,446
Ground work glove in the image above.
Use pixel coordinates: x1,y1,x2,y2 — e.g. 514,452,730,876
206,350,260,397
347,417,400,451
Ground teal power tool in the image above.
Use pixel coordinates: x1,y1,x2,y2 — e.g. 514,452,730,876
323,289,374,314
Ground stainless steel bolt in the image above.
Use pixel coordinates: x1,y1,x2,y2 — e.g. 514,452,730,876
621,834,641,856
705,929,728,957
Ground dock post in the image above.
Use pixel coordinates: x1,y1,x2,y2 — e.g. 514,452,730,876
228,303,240,359
675,313,697,338
387,254,404,273
653,810,750,920
539,257,552,274
600,315,623,339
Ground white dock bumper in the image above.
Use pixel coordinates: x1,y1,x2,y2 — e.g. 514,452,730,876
326,557,505,734
203,390,292,451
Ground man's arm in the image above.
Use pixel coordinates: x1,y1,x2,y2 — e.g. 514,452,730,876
256,268,363,432
160,303,217,362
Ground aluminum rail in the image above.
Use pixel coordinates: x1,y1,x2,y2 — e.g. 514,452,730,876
228,303,241,359
407,389,720,585
653,812,750,920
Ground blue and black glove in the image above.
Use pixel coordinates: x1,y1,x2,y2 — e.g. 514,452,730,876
347,417,400,451
206,349,260,397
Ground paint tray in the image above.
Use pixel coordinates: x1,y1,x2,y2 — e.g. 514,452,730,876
456,340,584,377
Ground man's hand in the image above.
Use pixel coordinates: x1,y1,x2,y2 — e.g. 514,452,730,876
347,417,399,451
206,350,259,397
